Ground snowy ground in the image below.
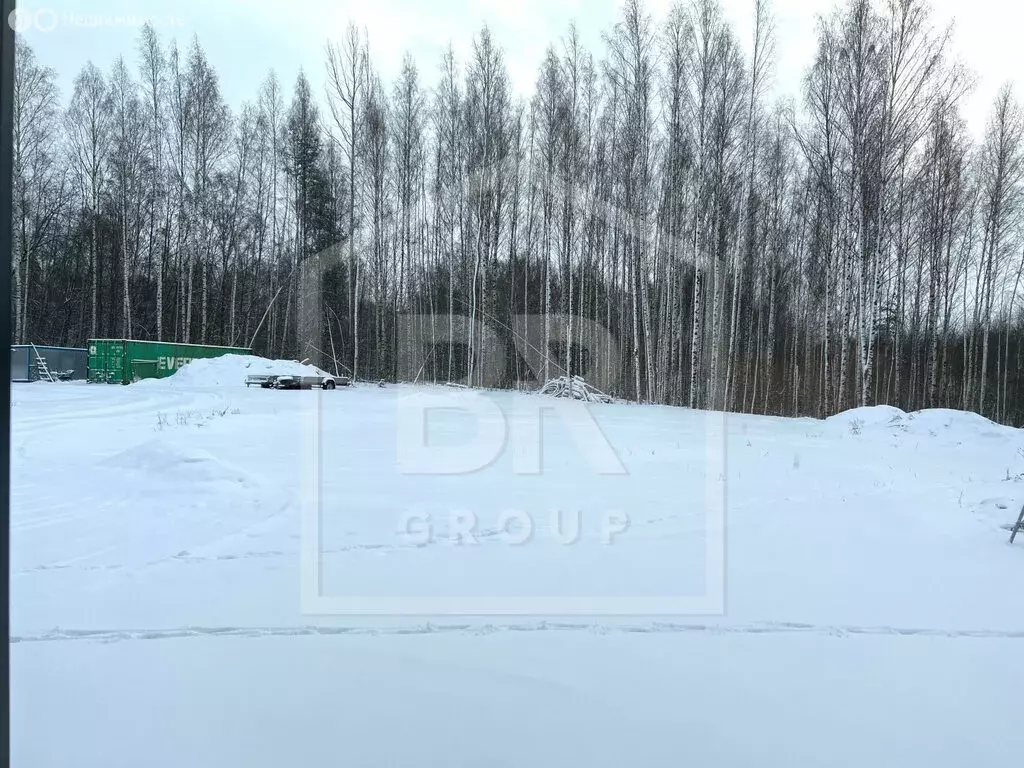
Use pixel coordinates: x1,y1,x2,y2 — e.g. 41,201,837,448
10,356,1024,767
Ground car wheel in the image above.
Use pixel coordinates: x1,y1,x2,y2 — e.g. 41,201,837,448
323,379,336,391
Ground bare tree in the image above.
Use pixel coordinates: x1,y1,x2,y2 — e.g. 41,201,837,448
137,23,167,340
13,43,61,344
976,84,1024,417
326,23,369,381
65,60,109,339
108,56,148,338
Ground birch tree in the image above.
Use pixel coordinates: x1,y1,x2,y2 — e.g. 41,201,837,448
13,44,61,344
326,24,369,380
65,61,109,339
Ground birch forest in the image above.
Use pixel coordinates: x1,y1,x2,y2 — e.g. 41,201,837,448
10,0,1024,424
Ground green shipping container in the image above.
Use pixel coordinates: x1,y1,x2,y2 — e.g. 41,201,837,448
87,339,253,384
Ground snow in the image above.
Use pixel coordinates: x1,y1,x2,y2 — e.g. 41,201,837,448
10,376,1024,767
823,404,1016,443
824,403,909,431
101,440,261,488
904,407,1004,434
135,353,332,388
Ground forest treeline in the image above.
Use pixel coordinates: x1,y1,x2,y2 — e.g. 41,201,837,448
10,0,1024,423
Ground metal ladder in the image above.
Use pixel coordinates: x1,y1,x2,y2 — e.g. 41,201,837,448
1010,506,1024,545
31,345,56,383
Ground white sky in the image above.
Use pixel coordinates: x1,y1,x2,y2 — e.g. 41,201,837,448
11,0,1023,138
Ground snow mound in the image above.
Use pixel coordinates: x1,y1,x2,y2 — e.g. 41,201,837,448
100,439,258,487
137,354,329,387
825,404,1016,438
826,405,908,433
904,408,1000,433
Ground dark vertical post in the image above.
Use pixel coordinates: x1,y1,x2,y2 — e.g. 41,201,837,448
1,0,17,759
1011,506,1024,545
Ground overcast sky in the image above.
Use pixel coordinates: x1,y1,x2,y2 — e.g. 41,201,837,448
10,0,1022,138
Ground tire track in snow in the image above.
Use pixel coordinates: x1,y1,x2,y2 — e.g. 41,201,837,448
11,621,1024,645
13,388,217,432
13,543,420,575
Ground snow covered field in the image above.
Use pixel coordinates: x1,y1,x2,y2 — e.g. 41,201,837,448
10,356,1024,767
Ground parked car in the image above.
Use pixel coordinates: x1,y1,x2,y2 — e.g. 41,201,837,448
245,372,351,390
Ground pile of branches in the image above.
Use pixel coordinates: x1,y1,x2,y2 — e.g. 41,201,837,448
538,375,613,404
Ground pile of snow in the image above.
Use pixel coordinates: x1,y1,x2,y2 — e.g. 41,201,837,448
100,440,258,487
825,404,907,434
538,375,613,403
138,354,330,388
826,404,1014,438
904,408,1001,434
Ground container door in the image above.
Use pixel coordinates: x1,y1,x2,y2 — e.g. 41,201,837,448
112,342,127,383
87,343,104,383
88,341,126,384
89,342,111,383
